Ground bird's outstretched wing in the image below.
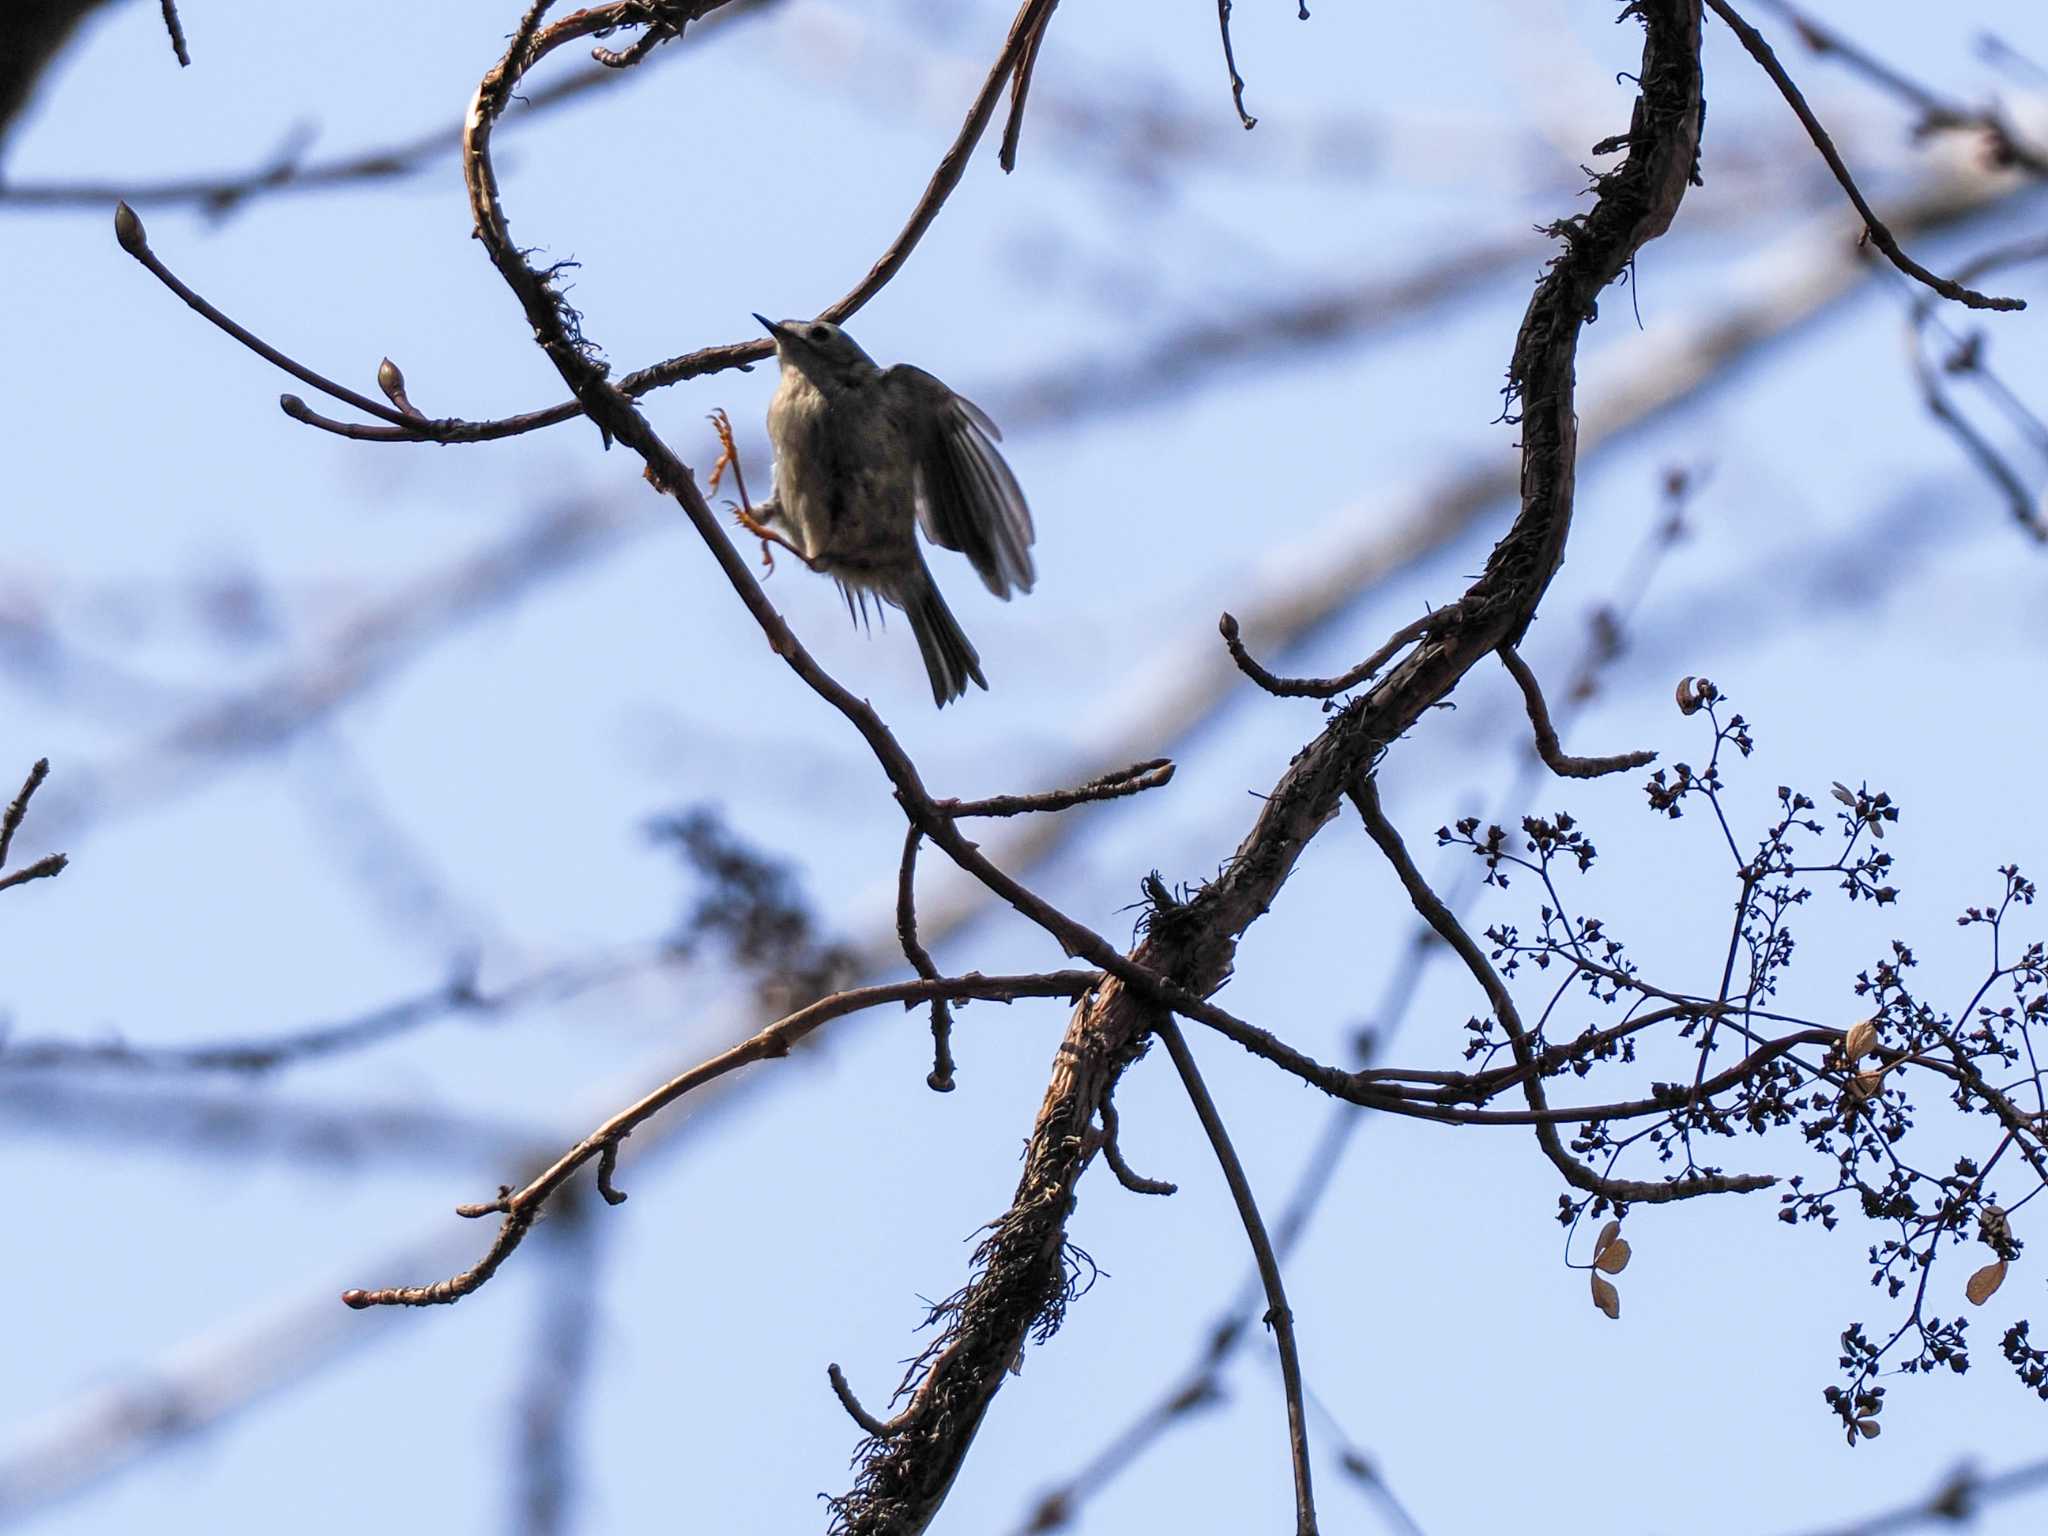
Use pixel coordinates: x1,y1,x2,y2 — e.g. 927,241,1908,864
887,364,1036,599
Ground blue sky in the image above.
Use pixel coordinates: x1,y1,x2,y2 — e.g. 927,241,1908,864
2,1,2046,1532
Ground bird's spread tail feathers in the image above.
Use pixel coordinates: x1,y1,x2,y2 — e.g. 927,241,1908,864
901,571,986,706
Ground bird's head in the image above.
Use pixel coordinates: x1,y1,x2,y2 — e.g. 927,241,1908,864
754,314,879,389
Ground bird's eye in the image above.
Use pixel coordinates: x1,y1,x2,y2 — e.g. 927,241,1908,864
810,325,829,340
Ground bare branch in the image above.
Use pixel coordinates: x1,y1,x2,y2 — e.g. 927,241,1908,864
339,971,1096,1309
1703,0,2026,311
112,201,425,431
1008,500,1696,1532
1216,0,1256,130
1156,1019,1316,1534
840,13,1714,1522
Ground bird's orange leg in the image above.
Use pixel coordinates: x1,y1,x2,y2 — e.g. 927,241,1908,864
707,408,811,575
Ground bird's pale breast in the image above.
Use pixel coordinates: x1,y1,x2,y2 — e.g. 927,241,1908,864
767,370,919,589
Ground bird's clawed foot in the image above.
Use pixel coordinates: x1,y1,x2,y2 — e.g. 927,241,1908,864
708,407,810,575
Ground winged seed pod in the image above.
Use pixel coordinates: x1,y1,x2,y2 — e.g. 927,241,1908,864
1966,1258,2008,1305
1591,1272,1621,1320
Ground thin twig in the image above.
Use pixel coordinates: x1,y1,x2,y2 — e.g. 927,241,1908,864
827,1363,898,1438
998,0,1061,171
1098,1097,1177,1196
939,758,1175,818
592,7,684,68
1497,644,1657,778
112,202,423,430
0,758,50,868
1703,0,2025,311
594,1140,628,1205
896,825,954,1092
1220,605,1457,699
821,0,1061,319
0,854,67,893
158,1,190,67
1156,1019,1315,1535
1216,0,1257,130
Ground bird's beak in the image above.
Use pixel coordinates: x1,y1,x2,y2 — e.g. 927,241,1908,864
753,313,792,346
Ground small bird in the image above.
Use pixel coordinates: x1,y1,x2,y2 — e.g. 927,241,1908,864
735,314,1036,706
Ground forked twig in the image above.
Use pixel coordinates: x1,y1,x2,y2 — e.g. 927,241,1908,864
341,971,1096,1308
0,760,66,893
